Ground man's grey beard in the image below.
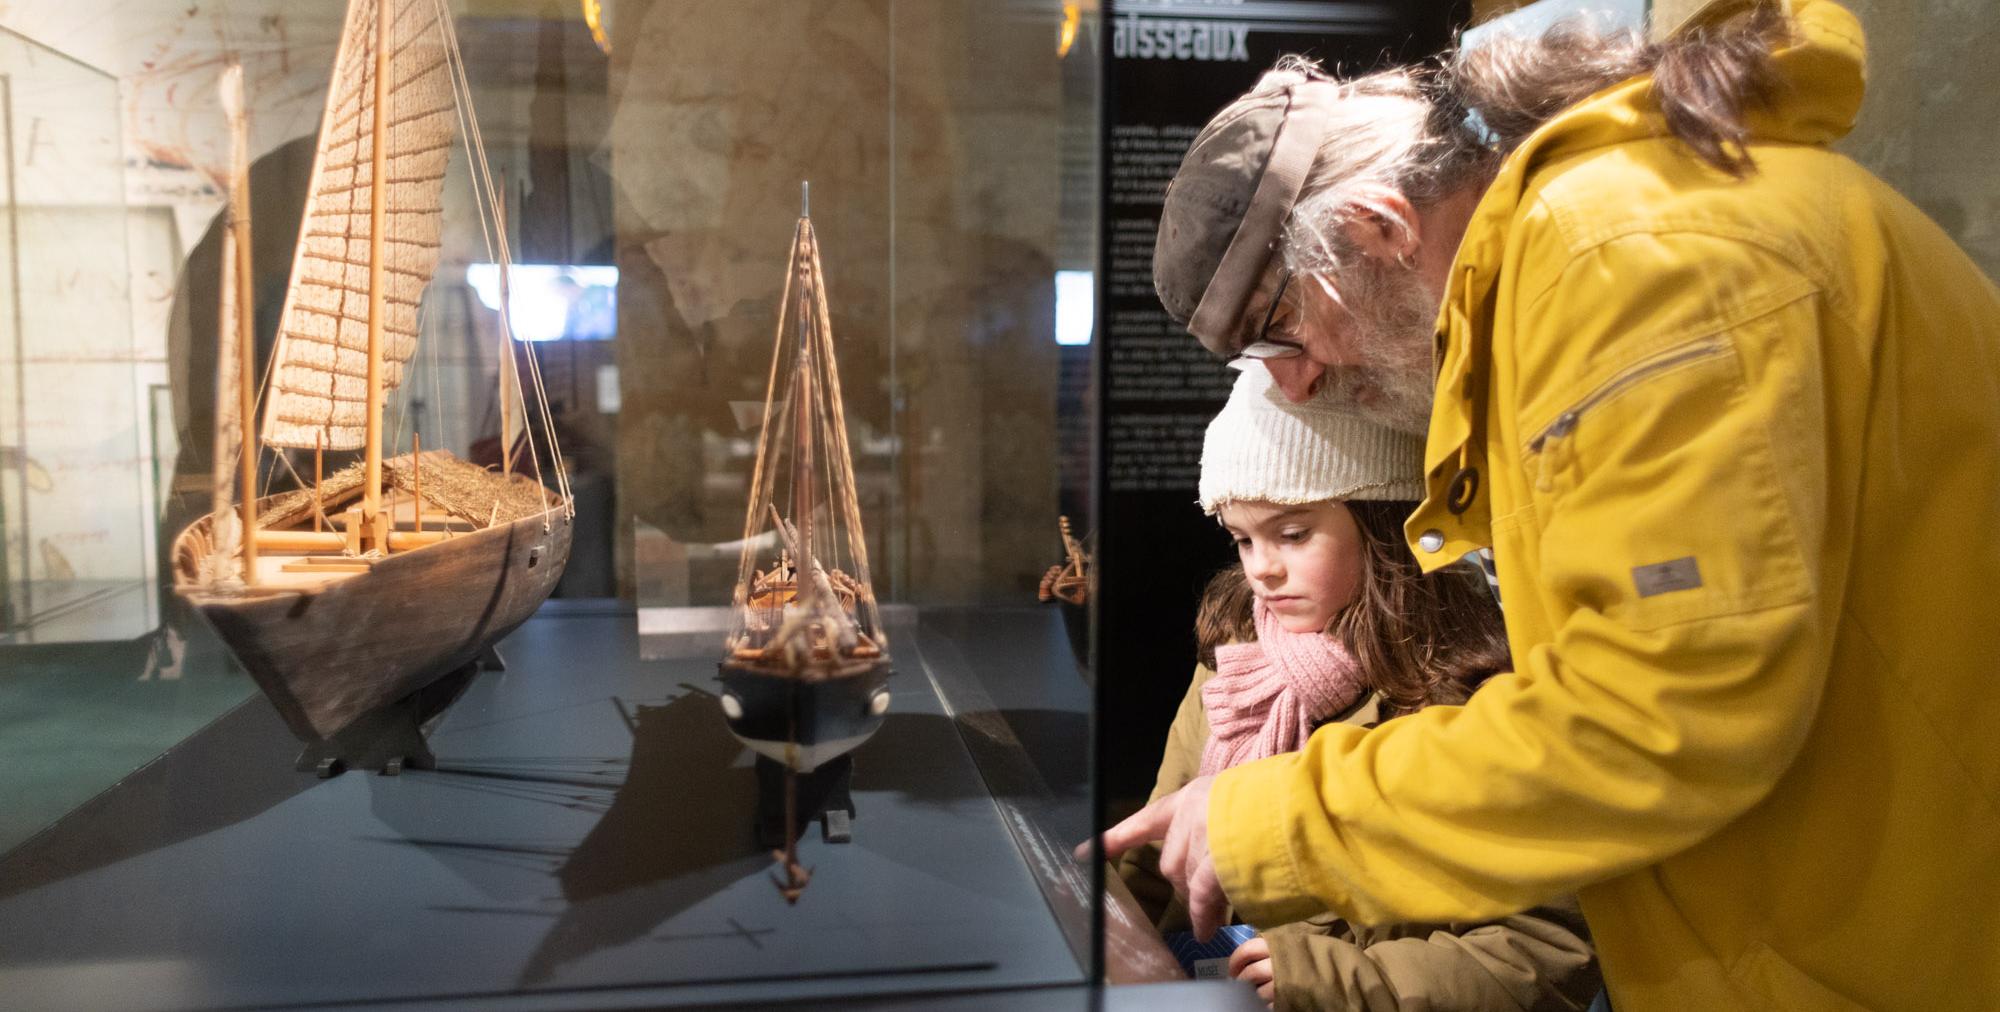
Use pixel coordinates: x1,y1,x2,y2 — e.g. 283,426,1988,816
1324,366,1432,435
1320,252,1439,435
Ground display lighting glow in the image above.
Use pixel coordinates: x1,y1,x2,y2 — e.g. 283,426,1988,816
466,263,618,342
582,0,610,54
1054,270,1094,346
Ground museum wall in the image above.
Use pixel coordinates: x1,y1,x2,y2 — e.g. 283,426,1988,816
1656,0,1999,283
1476,0,2000,281
607,0,1075,605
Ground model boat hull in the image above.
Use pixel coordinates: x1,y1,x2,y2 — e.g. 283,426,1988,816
717,660,891,771
173,491,573,744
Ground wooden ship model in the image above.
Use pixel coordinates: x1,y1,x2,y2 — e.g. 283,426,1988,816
171,1,574,777
719,186,891,898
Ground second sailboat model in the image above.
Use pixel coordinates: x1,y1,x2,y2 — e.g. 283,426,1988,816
719,186,892,900
172,0,574,775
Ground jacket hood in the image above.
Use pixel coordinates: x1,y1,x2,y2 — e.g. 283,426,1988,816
1448,0,1864,296
1516,0,1866,169
1459,0,1868,274
1414,0,1868,550
1700,0,1865,148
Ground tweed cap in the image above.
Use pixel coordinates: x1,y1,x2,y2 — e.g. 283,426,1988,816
1155,68,1340,356
1199,364,1425,514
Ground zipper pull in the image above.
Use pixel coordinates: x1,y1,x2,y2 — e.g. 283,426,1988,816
1532,411,1578,493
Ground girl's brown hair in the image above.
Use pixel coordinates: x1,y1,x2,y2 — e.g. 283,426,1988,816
1196,500,1511,716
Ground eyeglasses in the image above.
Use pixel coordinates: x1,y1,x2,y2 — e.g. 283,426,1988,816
1233,269,1304,362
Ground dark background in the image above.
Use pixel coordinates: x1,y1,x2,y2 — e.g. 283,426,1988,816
1094,0,1471,808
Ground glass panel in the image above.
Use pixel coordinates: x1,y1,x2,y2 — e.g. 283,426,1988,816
0,29,149,644
0,1,1105,1007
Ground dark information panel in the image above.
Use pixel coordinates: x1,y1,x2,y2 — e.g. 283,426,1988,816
1096,0,1467,804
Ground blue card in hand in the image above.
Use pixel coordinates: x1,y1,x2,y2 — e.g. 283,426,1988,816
1164,924,1259,979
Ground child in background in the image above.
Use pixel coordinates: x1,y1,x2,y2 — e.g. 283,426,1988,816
1118,364,1598,1010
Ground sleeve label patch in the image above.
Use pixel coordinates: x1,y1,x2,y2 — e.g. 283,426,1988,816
1633,556,1703,598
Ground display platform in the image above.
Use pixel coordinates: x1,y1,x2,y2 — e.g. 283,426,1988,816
0,603,1205,1010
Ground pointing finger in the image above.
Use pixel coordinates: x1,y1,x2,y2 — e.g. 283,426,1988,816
1094,790,1180,861
1188,853,1227,943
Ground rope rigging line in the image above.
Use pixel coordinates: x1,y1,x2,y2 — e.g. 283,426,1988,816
468,17,565,518
430,0,569,524
442,7,567,516
426,0,521,478
733,218,803,618
802,223,876,634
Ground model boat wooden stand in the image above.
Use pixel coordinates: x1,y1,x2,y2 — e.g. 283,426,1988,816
172,1,574,778
288,650,486,778
718,185,892,902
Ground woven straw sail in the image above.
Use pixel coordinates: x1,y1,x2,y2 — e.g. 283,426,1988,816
262,0,455,450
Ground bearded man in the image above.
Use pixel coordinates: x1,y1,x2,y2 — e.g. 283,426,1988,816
1098,2,2000,1008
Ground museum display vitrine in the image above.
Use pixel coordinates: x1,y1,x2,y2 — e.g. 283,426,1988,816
0,1,1119,1007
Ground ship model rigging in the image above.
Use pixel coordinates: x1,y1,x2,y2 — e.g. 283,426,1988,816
719,185,892,902
1038,515,1091,606
172,0,574,776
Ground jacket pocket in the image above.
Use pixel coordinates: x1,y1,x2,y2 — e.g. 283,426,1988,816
1515,318,1812,631
1525,337,1731,493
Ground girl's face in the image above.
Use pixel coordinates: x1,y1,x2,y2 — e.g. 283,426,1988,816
1218,499,1367,634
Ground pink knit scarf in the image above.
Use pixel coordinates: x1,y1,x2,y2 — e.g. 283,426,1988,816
1198,602,1367,778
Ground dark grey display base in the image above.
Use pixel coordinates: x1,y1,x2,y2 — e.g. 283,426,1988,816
0,605,1131,1010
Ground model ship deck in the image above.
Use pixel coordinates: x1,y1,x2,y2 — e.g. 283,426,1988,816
211,496,475,592
172,465,572,744
178,450,555,596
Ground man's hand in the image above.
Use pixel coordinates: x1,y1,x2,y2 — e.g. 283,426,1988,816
1076,774,1229,940
1227,936,1275,1005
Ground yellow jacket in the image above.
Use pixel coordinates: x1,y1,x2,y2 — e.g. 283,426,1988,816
1207,2,2000,1009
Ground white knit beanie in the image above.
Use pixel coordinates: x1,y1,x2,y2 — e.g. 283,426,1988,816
1198,364,1425,514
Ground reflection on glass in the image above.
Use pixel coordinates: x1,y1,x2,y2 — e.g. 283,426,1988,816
0,0,1109,1004
1055,269,1095,346
466,263,619,342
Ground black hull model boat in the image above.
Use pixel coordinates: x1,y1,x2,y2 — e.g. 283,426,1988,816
717,657,892,773
719,185,892,900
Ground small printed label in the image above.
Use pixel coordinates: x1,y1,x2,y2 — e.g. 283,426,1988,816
1633,557,1702,598
1192,956,1230,980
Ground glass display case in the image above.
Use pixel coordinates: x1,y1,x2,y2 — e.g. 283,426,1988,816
0,2,1166,1009
0,28,152,646
38,0,1997,1006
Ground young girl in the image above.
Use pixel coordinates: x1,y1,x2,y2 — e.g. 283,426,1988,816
1118,364,1599,1010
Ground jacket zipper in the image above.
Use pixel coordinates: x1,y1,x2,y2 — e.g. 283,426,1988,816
1527,339,1729,491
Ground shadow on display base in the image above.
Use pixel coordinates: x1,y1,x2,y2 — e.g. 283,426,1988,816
0,602,1241,1010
